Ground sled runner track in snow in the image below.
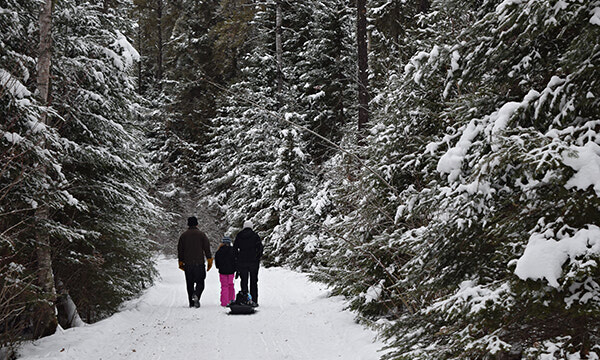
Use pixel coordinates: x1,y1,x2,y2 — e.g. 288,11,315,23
18,257,384,360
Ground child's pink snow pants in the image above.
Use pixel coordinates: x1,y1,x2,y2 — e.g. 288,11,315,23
219,274,235,306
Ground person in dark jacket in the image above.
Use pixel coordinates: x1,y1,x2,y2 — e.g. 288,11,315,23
233,220,263,306
177,216,213,308
215,235,236,306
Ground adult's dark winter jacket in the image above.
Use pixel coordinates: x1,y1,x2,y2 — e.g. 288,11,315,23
178,227,212,265
233,228,263,264
215,244,236,275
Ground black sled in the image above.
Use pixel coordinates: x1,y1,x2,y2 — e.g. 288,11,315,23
227,291,257,315
228,303,256,314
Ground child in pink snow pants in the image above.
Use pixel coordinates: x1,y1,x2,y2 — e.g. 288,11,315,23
215,236,236,306
219,274,235,306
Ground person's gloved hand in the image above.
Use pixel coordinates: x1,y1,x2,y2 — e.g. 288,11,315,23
207,258,213,271
178,261,185,271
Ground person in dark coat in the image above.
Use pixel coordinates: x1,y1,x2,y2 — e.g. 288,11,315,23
215,235,236,306
177,216,213,308
233,220,263,306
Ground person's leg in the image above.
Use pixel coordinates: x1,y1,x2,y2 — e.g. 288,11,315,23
194,264,206,303
249,262,259,304
184,265,195,307
227,274,235,303
238,264,250,295
219,274,228,306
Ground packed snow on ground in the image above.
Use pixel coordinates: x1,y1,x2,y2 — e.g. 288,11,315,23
18,257,384,360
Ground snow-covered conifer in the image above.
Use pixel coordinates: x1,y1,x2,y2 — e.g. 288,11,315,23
44,0,160,322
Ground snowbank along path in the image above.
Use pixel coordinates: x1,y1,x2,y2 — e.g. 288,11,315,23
18,257,383,360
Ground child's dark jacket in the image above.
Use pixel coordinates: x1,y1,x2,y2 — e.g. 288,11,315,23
215,244,236,275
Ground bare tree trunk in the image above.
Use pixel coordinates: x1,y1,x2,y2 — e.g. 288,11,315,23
275,0,283,106
37,0,52,126
356,0,369,133
157,0,163,87
34,0,58,338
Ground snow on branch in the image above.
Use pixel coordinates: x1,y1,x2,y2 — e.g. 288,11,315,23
514,225,600,288
0,68,31,98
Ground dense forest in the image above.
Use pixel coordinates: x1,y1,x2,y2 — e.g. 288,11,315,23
1,0,599,358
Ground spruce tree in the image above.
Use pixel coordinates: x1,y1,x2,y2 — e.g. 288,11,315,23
288,0,355,163
202,2,312,243
363,0,600,358
47,0,160,322
0,0,65,346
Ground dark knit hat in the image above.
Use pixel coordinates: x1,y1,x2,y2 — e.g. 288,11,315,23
187,216,198,227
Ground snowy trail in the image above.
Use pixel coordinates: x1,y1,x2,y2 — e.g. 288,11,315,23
18,257,384,360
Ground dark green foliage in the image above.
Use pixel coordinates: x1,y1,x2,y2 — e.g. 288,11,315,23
255,0,600,358
0,0,65,347
356,0,600,358
3,0,598,357
287,0,355,163
46,0,160,322
1,0,161,346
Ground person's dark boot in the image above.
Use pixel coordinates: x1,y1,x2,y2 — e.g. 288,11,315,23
193,295,200,308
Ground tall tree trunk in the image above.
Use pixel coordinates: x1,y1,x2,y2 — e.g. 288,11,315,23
137,13,142,95
275,0,283,106
34,0,58,338
137,11,143,95
38,0,52,124
356,0,369,133
157,0,163,87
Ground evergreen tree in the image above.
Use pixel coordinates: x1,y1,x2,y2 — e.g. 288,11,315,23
149,0,225,246
306,0,600,358
356,0,600,358
289,0,355,163
4,0,598,357
47,0,160,322
203,2,311,242
164,0,219,147
0,0,66,346
1,0,162,346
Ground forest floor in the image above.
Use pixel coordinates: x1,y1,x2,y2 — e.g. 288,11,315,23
17,256,384,360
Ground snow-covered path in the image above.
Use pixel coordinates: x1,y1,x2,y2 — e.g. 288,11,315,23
18,257,384,360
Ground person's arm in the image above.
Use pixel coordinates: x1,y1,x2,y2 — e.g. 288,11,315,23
214,248,221,269
177,235,185,270
233,235,240,262
233,235,240,277
203,234,212,260
177,235,183,261
204,234,213,271
256,234,263,261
